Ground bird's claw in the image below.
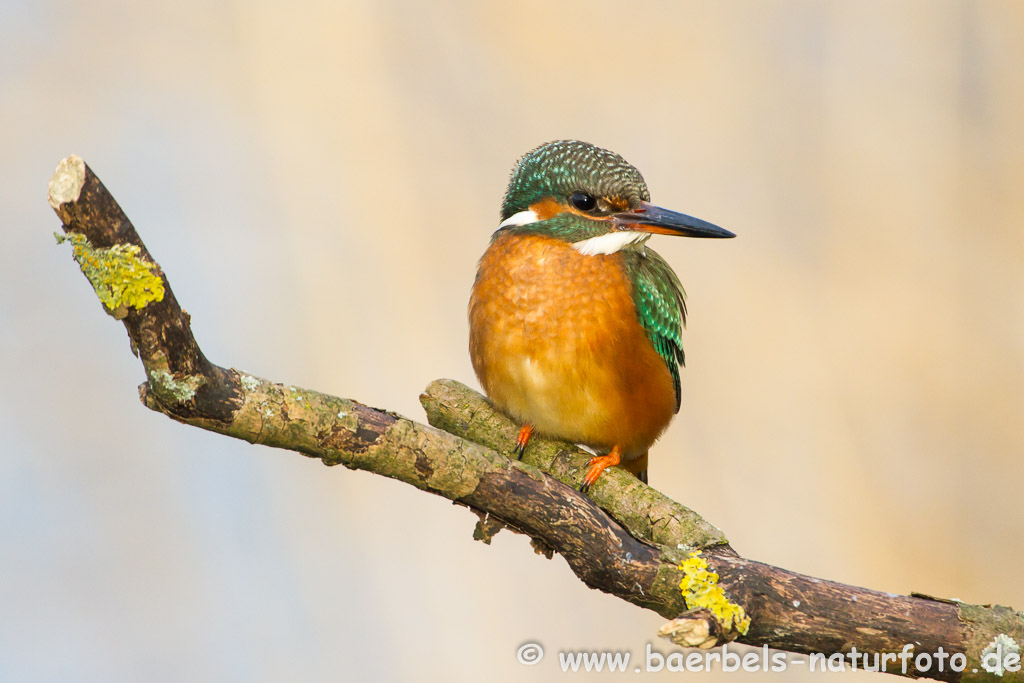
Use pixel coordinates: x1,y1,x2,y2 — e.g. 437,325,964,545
512,424,533,461
577,450,621,495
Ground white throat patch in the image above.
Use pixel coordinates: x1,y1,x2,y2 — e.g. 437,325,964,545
572,231,651,256
497,209,539,229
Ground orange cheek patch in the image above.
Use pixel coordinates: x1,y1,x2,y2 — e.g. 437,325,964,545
529,197,566,220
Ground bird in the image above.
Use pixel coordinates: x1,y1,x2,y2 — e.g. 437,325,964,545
469,140,734,493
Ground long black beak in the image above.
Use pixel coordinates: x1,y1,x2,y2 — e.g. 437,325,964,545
613,201,735,238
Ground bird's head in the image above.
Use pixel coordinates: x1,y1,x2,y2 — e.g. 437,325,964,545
498,140,734,254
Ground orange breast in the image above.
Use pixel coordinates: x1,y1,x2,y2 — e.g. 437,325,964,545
469,232,677,459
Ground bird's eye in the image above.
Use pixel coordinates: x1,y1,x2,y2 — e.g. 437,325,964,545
570,192,597,212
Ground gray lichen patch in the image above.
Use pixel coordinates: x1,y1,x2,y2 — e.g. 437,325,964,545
147,368,205,403
238,373,260,392
981,634,1020,677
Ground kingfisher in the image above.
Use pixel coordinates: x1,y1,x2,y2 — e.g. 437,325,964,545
469,140,734,492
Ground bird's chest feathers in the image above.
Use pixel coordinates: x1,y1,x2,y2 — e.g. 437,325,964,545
474,233,638,354
470,232,676,453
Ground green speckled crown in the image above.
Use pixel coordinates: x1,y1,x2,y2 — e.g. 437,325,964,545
500,140,651,220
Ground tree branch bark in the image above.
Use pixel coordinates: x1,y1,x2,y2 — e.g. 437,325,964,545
49,155,1024,681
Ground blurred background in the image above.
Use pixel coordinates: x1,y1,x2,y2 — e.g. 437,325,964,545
2,0,1023,680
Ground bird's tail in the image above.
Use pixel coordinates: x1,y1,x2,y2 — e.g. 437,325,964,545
621,451,649,484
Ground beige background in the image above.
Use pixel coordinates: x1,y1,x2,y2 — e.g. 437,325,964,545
2,1,1022,681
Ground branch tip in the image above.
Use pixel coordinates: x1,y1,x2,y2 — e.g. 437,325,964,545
48,155,86,210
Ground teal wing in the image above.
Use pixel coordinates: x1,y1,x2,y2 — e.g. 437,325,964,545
623,248,687,411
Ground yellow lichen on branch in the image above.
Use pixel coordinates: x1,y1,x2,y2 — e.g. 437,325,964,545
679,550,750,637
56,232,164,317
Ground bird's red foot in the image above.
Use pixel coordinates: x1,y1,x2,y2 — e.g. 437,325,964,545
579,446,622,494
512,424,534,460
